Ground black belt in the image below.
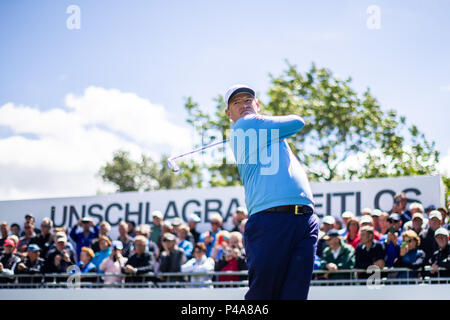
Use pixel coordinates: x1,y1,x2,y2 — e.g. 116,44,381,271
264,205,313,215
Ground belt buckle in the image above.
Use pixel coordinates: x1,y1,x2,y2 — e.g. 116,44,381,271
294,205,302,215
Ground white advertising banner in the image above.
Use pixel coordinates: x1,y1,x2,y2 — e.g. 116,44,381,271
0,175,444,238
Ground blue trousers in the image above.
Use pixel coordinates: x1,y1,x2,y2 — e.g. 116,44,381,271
244,210,319,300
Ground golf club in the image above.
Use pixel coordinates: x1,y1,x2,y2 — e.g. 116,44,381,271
167,139,229,172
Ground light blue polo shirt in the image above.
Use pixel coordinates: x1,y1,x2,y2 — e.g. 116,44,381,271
230,114,314,215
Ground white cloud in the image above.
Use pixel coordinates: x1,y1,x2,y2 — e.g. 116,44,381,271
0,87,193,200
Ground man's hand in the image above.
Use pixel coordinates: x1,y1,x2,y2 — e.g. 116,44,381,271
17,262,27,271
61,250,71,263
54,255,61,267
0,262,3,273
326,263,338,272
124,265,136,274
430,263,439,274
399,245,408,257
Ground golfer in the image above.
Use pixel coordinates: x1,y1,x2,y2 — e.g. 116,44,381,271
225,84,319,300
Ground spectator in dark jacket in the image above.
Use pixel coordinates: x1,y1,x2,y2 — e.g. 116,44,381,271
355,226,386,279
15,244,45,284
420,210,443,262
18,222,39,253
117,221,134,258
36,218,53,258
44,233,76,282
69,217,99,261
159,233,186,282
427,228,450,278
394,230,426,278
391,192,412,225
380,213,403,267
122,235,156,283
0,239,21,283
320,229,355,280
187,214,201,244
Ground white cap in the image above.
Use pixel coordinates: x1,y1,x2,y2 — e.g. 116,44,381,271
188,214,201,223
322,215,336,225
224,84,255,106
371,209,382,217
412,212,424,221
341,211,354,219
361,207,372,214
152,210,163,219
429,210,442,221
360,215,373,225
434,227,449,238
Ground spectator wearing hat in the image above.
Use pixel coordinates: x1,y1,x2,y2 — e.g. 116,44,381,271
187,214,201,244
380,213,403,267
230,207,248,233
177,224,194,260
91,235,112,273
43,233,76,281
122,235,156,283
181,242,215,288
0,238,21,283
15,244,45,284
320,229,355,280
426,228,450,277
371,209,382,232
0,222,10,254
354,226,386,279
150,211,163,245
36,218,53,258
199,213,223,258
360,215,382,241
90,221,112,253
411,213,426,236
116,221,133,258
391,192,412,225
393,230,426,278
18,221,39,253
424,205,436,219
317,215,336,258
361,208,372,216
69,217,99,261
173,218,195,244
20,214,41,236
159,233,186,282
419,210,443,262
135,224,159,259
339,211,354,237
100,240,128,285
345,217,361,250
76,247,98,283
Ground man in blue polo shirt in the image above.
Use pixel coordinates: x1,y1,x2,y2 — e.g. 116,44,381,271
226,84,319,300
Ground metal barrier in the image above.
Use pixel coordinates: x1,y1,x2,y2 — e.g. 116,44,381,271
0,267,448,289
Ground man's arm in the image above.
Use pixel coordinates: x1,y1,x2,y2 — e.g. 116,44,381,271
239,114,305,141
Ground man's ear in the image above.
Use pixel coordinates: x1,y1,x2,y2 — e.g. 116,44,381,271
225,108,231,120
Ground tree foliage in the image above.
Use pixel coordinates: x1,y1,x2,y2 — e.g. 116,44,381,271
184,61,440,184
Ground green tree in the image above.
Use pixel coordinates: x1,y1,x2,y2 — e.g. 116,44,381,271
98,150,203,192
184,61,440,184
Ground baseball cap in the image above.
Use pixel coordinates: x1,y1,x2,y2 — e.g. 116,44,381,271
429,210,442,221
171,217,183,226
412,213,424,221
322,215,336,225
371,209,382,217
434,227,449,238
224,84,255,106
112,240,123,250
361,208,372,214
81,217,92,223
360,215,373,225
323,229,340,240
163,233,176,242
188,214,201,223
236,206,248,214
425,205,436,211
27,244,41,252
388,213,401,222
25,213,34,219
3,239,15,247
152,211,163,219
55,232,67,242
341,211,354,219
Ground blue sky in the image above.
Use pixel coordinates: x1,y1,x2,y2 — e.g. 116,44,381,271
0,0,449,200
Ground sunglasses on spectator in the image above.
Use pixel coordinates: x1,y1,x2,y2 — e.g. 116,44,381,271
211,221,220,225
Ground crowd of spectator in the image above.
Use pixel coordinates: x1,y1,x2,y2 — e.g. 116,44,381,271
0,193,449,287
0,207,250,286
